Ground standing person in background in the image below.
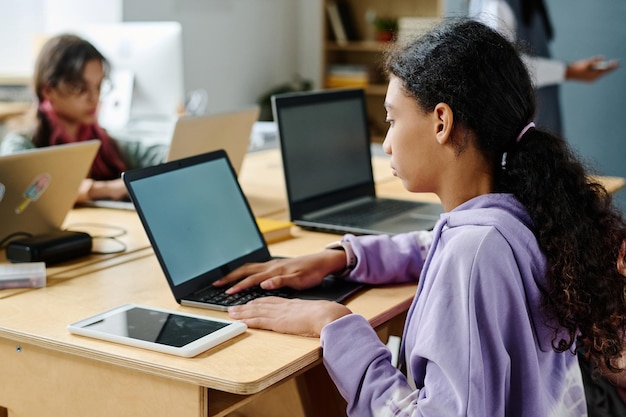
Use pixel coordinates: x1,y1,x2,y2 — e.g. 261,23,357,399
214,19,626,416
467,0,618,136
0,34,168,203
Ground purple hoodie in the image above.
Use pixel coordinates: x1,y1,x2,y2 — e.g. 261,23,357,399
321,193,586,416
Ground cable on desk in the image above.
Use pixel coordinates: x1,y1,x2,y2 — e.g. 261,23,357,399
63,222,128,255
0,232,33,248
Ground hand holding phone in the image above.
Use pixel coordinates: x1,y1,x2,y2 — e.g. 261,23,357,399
591,59,618,71
567,57,618,81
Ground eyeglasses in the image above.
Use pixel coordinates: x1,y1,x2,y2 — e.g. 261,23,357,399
57,78,113,98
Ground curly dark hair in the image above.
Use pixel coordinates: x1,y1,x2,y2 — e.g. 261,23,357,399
385,19,626,373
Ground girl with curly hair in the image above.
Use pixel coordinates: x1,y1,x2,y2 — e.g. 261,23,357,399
217,19,626,416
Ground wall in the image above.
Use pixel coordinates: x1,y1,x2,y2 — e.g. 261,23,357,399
123,0,322,115
547,0,626,212
0,0,44,76
0,0,321,115
0,0,122,76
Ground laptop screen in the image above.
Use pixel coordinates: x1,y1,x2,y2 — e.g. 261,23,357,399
125,153,265,287
273,89,374,204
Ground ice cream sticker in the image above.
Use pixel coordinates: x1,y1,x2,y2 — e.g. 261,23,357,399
16,174,51,214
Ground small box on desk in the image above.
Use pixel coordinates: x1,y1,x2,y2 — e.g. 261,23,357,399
0,262,46,289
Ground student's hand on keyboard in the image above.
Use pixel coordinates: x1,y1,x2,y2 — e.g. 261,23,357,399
213,250,348,295
77,178,129,203
227,296,351,337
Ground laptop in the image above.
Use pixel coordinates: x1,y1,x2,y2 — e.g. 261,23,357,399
0,140,100,245
84,106,260,211
122,149,363,311
165,106,260,173
272,88,444,235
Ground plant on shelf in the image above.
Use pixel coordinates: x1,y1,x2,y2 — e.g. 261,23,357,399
374,17,398,42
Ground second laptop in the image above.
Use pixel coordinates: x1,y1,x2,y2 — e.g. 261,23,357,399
272,88,443,235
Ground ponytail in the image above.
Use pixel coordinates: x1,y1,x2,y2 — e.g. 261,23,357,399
500,128,626,370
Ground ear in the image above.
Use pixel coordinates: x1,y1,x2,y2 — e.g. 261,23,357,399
40,83,54,101
433,103,453,145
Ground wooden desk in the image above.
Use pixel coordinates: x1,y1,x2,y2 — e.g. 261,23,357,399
238,149,288,217
62,206,151,254
376,174,625,206
0,148,414,415
0,207,152,300
238,148,403,219
0,102,30,121
2,147,618,416
589,175,625,195
0,75,32,121
0,234,415,416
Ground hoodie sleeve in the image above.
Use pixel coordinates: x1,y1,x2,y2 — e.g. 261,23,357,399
321,314,420,417
341,230,433,285
113,137,168,169
0,131,35,155
321,224,555,416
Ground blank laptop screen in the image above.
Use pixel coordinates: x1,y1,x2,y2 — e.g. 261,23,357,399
128,157,264,286
277,94,373,203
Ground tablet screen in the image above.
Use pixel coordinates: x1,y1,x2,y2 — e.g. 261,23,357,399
83,306,229,348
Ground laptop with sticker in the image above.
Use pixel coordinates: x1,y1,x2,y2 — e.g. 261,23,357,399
123,149,363,311
0,140,100,245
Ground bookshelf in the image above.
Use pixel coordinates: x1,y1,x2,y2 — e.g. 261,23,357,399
322,0,443,142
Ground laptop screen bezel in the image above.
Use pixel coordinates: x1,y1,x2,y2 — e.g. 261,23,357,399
123,150,271,303
271,88,377,220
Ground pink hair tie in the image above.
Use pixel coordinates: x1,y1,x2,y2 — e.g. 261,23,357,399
516,121,535,142
502,121,536,170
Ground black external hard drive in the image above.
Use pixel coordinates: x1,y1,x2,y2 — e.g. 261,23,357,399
6,230,92,264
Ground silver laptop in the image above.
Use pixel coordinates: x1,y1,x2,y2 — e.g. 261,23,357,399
122,149,363,311
271,88,443,235
0,140,100,245
84,107,260,211
166,106,260,173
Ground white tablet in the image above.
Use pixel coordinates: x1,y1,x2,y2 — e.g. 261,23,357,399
68,304,247,357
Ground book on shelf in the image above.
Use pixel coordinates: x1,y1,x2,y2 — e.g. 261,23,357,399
326,2,357,45
325,64,369,88
255,217,294,244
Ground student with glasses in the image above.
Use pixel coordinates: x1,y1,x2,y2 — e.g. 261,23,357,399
0,34,168,203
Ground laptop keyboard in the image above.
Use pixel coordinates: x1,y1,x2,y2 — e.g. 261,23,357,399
193,285,293,307
314,199,424,226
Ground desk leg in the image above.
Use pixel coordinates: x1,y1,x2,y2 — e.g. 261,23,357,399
295,363,347,417
0,339,207,417
212,363,347,417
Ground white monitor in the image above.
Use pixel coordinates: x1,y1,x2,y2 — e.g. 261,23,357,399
78,21,185,128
